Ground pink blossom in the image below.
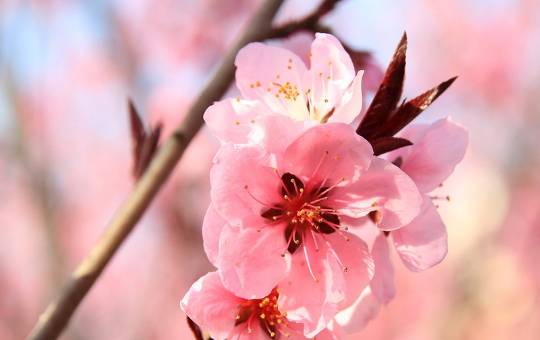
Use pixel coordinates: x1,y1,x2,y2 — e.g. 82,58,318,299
386,117,468,272
181,271,344,340
336,118,468,331
204,33,365,149
205,122,422,335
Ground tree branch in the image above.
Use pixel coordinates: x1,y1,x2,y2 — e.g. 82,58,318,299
265,0,342,39
27,0,339,339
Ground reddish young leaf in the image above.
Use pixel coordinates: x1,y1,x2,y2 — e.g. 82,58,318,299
371,136,412,156
136,123,162,177
375,76,457,138
128,99,145,166
186,317,204,340
357,33,407,138
127,99,162,179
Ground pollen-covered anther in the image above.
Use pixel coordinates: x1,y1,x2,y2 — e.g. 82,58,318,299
272,81,300,101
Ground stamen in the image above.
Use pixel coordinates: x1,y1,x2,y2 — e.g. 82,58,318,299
244,185,271,207
315,177,345,199
325,239,348,273
303,242,319,283
309,150,329,182
430,195,451,201
310,230,320,252
309,196,329,205
290,178,301,196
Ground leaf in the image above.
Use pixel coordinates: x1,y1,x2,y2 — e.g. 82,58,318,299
375,76,457,138
136,123,162,177
128,98,145,164
127,98,162,179
186,317,204,340
371,137,412,156
357,32,407,138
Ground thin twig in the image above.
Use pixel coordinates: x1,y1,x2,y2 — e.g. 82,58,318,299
265,0,342,39
27,0,338,339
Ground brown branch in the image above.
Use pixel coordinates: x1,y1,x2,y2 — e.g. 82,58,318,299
265,0,342,39
27,0,339,339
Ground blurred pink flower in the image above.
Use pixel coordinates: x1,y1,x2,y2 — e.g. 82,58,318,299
205,122,422,335
339,118,468,331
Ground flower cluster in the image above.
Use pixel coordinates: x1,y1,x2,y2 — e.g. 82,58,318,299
181,33,468,339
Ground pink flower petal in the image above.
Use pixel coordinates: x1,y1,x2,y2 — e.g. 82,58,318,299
281,123,373,186
235,42,310,119
339,157,422,230
180,272,243,340
392,197,448,272
210,144,280,227
329,71,364,124
202,204,225,267
203,98,271,144
307,33,355,120
278,232,371,338
316,320,347,340
331,233,374,310
250,114,314,155
217,224,290,299
398,117,468,193
226,323,267,340
278,237,343,337
369,234,395,304
334,287,380,334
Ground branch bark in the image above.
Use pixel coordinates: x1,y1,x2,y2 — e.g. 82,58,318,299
266,0,342,39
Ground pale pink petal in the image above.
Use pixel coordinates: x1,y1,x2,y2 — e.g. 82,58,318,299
278,232,371,338
392,197,448,272
385,123,430,162
278,236,344,338
217,224,290,300
329,71,364,124
180,272,243,339
334,287,380,334
249,114,313,155
203,98,271,144
399,118,468,193
369,234,395,304
331,233,374,310
202,204,225,267
227,322,267,340
235,42,310,119
339,216,377,246
210,144,280,227
307,33,355,120
280,31,314,66
336,157,422,230
281,322,313,340
316,321,346,340
281,123,373,187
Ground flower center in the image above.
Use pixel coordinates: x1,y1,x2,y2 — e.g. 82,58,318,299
260,172,344,254
235,288,289,339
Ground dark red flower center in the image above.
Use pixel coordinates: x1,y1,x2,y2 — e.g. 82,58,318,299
235,288,289,339
260,172,344,254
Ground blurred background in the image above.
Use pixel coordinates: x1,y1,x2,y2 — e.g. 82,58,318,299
1,0,539,339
